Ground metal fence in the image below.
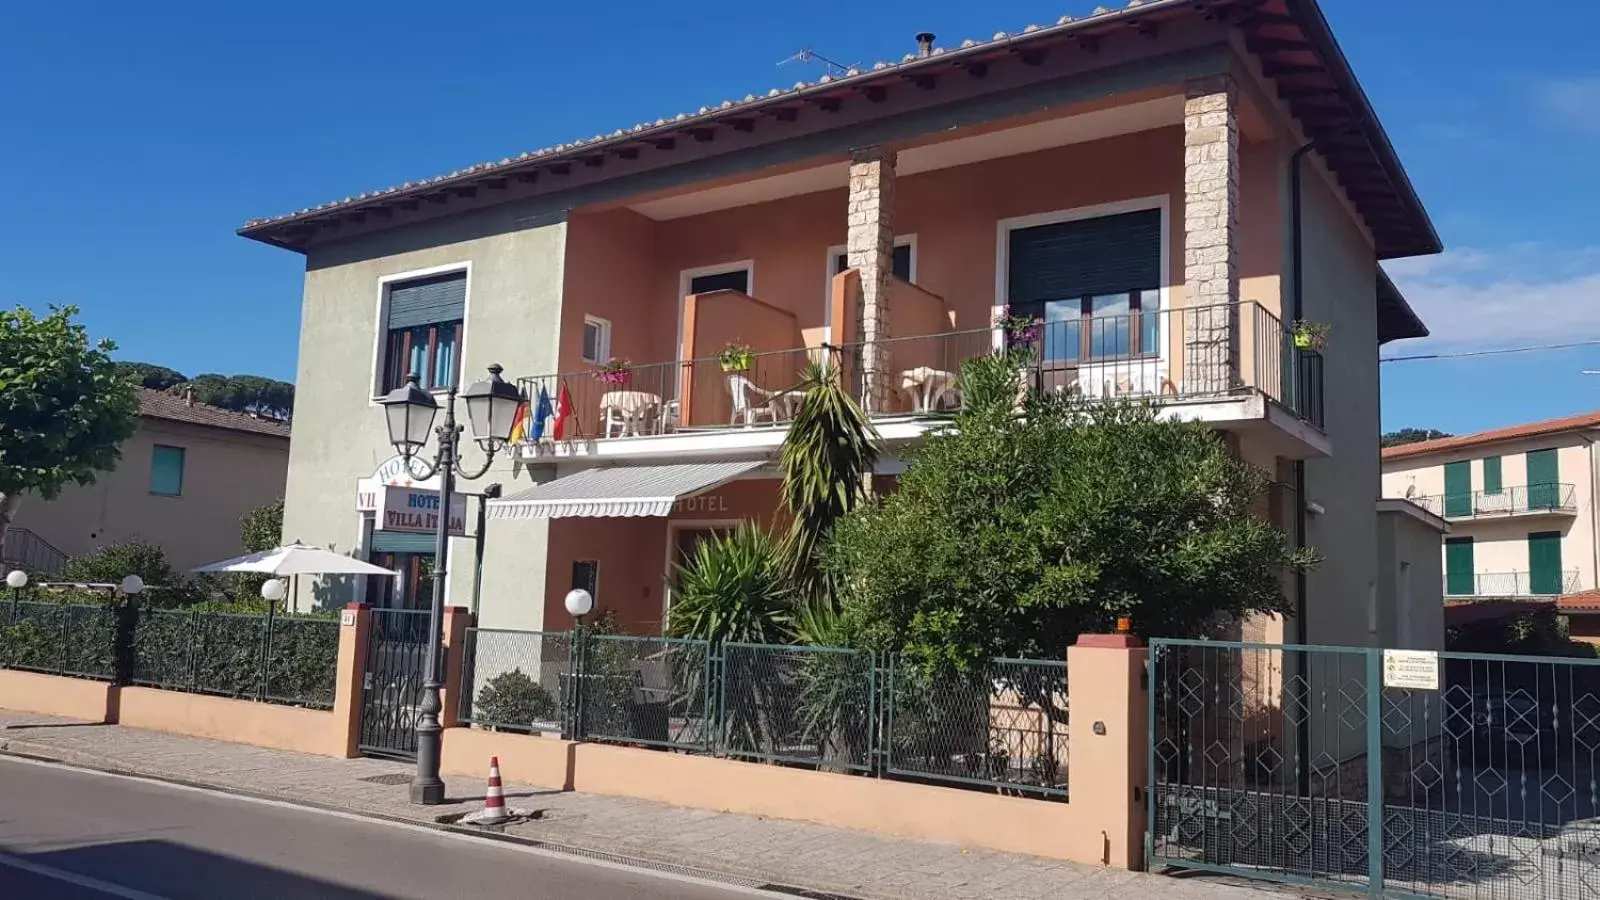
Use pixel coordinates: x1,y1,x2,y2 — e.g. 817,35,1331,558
1148,638,1600,899
0,601,117,678
457,630,1069,799
131,608,340,709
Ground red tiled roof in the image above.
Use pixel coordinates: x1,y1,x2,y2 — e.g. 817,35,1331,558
1382,410,1600,461
1558,590,1600,613
138,389,291,439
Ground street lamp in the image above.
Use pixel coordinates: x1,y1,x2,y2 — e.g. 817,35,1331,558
564,588,594,625
378,364,524,805
6,570,26,618
119,575,144,597
260,578,287,604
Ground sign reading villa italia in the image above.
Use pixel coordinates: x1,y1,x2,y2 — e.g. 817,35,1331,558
376,485,467,536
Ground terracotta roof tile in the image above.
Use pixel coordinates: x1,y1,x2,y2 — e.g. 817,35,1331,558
1382,410,1600,461
1558,590,1600,613
138,389,291,439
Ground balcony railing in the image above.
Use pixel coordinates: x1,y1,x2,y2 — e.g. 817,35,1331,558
1411,484,1578,520
2,527,67,574
1446,570,1582,598
512,302,1324,443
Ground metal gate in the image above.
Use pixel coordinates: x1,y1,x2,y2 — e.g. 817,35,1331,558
1147,639,1600,898
358,609,433,759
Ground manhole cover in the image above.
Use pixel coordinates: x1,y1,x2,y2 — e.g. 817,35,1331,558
358,773,413,785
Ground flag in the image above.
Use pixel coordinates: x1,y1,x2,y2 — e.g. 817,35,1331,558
530,386,554,441
507,397,532,445
553,382,575,440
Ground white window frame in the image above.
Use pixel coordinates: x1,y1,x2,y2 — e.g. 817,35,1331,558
992,195,1170,370
369,261,473,403
581,315,612,365
675,260,755,364
823,235,917,342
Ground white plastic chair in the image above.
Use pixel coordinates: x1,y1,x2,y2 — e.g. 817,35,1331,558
726,374,778,427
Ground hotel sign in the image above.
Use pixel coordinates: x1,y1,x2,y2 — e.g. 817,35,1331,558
376,486,467,537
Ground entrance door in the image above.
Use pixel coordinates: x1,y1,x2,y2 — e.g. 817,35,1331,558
1445,536,1475,596
1528,531,1564,595
664,525,734,622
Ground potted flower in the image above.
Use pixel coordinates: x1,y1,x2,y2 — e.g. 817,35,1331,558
994,308,1042,352
718,341,754,373
1292,320,1330,350
595,357,631,386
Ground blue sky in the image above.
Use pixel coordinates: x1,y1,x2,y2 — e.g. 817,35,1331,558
2,0,1595,437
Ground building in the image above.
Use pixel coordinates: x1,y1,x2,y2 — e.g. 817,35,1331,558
4,389,291,573
242,0,1440,641
1381,411,1600,603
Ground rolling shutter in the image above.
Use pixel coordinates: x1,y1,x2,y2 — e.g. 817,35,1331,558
387,273,466,329
1007,209,1161,305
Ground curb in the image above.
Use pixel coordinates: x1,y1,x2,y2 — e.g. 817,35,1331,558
0,738,866,900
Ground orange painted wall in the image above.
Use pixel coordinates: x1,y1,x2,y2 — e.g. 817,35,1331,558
542,478,786,634
681,290,805,428
561,208,659,374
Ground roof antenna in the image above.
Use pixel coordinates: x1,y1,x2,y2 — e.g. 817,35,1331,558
778,48,854,78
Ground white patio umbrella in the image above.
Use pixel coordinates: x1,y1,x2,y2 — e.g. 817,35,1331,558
192,542,398,577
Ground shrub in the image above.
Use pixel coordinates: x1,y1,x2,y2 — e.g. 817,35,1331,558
475,668,559,732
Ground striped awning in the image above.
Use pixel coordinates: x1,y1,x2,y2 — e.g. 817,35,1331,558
486,461,766,520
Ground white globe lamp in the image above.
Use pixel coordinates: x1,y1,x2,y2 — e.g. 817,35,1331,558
5,570,26,590
260,578,287,603
564,588,594,621
119,574,144,596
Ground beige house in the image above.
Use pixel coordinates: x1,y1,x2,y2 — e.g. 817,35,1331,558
1380,411,1600,601
4,389,291,573
241,1,1441,642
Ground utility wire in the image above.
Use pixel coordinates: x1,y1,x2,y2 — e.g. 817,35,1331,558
1380,338,1600,364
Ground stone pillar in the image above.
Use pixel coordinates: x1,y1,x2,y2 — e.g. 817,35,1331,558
1066,634,1149,870
439,605,474,728
332,603,371,758
1183,75,1241,396
846,146,896,411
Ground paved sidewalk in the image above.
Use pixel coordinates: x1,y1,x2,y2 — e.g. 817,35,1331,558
0,711,1308,900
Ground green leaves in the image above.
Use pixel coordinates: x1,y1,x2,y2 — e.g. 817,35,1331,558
778,361,879,594
665,526,793,647
825,362,1316,669
0,305,139,500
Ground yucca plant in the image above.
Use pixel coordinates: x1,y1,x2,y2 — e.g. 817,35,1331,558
778,361,880,598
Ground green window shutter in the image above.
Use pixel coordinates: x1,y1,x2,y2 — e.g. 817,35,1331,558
1443,461,1472,517
1528,531,1564,595
149,445,185,496
1482,456,1502,494
1526,449,1559,509
1444,537,1475,596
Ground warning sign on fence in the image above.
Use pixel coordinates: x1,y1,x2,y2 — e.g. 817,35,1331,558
1382,649,1440,691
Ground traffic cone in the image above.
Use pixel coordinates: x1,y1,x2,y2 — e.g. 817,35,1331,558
477,756,508,823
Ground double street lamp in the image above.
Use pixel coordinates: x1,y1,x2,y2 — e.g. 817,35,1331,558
378,363,523,805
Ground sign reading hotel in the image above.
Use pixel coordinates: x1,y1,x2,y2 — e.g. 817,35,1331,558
376,485,467,536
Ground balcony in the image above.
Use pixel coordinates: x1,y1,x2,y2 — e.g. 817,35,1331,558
1411,484,1579,521
511,300,1326,461
1446,570,1582,599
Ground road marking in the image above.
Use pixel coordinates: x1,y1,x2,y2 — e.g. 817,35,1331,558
0,755,795,899
0,851,172,900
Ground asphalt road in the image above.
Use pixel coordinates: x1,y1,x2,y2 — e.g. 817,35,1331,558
0,756,779,899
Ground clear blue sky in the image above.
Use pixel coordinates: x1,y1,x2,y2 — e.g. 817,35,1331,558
2,1,1595,436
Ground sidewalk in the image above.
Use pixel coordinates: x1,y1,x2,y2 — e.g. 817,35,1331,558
0,710,1305,900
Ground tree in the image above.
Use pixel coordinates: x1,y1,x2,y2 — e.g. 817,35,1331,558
173,373,294,420
823,353,1316,670
0,305,140,563
113,361,188,391
240,498,284,553
63,538,200,607
1381,428,1451,448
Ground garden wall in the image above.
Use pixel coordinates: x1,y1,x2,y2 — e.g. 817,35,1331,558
115,686,341,757
0,669,116,722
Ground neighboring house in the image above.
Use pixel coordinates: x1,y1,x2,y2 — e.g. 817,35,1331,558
4,389,290,573
242,0,1440,643
1380,411,1600,603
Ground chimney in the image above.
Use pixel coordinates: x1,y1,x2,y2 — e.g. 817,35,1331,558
915,32,935,58
185,385,195,407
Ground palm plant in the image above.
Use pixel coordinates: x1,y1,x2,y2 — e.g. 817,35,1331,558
778,361,880,598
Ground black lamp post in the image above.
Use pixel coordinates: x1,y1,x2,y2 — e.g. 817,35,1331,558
378,363,523,805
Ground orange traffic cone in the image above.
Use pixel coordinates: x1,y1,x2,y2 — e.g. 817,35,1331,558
479,756,508,823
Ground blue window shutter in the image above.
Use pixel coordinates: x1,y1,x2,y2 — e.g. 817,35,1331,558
150,445,185,496
387,273,466,329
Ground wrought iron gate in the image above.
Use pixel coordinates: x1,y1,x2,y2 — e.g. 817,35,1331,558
358,609,432,759
1147,639,1600,898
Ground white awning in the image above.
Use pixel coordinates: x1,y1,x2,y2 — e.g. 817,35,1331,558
486,461,767,520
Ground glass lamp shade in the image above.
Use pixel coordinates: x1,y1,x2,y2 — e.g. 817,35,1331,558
463,363,523,446
5,570,26,589
260,578,287,602
381,374,439,455
564,588,594,618
120,574,144,595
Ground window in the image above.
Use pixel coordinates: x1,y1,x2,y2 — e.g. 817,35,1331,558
572,560,599,600
1526,448,1560,508
581,316,611,365
688,268,750,295
1006,209,1162,364
1528,531,1563,595
1444,537,1474,596
830,242,914,282
1442,460,1471,517
1481,455,1502,494
150,445,185,496
379,271,466,393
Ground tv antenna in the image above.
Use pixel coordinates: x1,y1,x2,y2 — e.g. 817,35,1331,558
778,48,854,78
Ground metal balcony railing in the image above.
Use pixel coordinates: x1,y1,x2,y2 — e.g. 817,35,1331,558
1445,570,1582,598
511,303,1325,443
1412,484,1579,519
2,527,67,574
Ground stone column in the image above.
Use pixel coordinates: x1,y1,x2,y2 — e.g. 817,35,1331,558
846,146,896,412
1183,75,1241,396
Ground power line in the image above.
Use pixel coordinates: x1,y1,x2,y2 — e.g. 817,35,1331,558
1380,338,1600,364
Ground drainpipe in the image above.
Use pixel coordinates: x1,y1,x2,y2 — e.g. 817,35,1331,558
1585,432,1599,593
1289,141,1314,798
